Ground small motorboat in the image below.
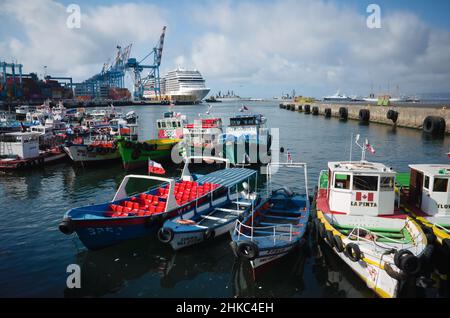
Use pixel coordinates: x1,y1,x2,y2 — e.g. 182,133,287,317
230,162,311,269
158,171,259,250
59,156,257,250
313,137,430,298
397,164,450,255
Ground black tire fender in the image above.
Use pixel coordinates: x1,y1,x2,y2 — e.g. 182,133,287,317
203,229,215,241
423,116,446,135
394,249,421,275
345,243,362,262
157,227,174,243
333,235,345,253
325,230,335,247
236,241,259,260
385,263,408,281
58,217,74,235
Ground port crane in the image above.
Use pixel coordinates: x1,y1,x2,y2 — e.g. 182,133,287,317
126,26,167,100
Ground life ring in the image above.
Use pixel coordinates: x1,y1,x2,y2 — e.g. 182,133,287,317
131,148,141,160
157,227,174,243
345,243,362,262
384,263,408,281
236,241,259,260
333,235,345,253
394,249,420,275
203,229,215,241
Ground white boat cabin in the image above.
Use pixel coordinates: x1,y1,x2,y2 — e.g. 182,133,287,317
408,164,450,216
0,132,40,159
225,114,269,142
327,161,396,216
156,111,187,139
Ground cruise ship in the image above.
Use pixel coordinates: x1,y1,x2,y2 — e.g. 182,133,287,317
144,68,210,104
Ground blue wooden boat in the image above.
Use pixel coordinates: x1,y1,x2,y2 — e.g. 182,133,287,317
158,170,259,250
230,163,310,269
59,156,256,250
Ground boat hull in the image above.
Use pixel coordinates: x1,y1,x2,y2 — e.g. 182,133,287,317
221,140,271,165
63,144,119,163
117,139,179,170
0,149,67,169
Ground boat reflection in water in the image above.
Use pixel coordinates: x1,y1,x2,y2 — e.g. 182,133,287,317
231,245,308,298
64,238,172,298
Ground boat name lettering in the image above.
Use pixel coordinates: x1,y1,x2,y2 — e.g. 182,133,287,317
436,203,450,209
351,201,378,207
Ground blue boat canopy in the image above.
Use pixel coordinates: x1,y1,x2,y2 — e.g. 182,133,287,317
196,168,256,188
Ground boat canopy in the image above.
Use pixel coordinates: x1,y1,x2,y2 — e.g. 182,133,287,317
196,168,256,188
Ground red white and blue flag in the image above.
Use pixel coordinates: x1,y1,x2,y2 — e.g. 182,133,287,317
148,159,166,175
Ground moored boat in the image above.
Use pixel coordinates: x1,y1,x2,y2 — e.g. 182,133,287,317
218,113,272,165
0,132,67,169
58,156,252,250
230,162,310,269
158,159,258,250
313,142,429,298
396,165,450,254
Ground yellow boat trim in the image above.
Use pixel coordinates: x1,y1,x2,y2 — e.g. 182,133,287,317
402,206,450,243
316,210,393,298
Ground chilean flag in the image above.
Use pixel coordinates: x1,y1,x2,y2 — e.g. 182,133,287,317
366,142,376,154
356,192,374,202
148,159,166,175
239,105,249,112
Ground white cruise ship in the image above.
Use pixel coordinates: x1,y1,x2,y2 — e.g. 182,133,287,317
144,68,210,103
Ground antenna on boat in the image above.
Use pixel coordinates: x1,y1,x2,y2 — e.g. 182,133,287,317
355,134,366,161
349,132,353,162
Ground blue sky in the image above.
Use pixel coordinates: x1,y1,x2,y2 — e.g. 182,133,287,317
1,0,450,98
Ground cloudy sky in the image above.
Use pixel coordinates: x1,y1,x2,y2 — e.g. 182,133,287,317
1,0,450,98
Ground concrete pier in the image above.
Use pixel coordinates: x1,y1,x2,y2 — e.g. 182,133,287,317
280,102,450,135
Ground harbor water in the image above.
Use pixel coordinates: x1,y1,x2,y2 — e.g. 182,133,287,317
0,101,449,298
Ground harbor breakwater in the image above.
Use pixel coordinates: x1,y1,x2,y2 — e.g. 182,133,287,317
280,102,450,135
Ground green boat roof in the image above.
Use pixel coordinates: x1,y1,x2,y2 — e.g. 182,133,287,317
396,172,410,188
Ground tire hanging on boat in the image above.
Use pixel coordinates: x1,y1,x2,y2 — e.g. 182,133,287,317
333,235,345,252
345,243,362,262
157,227,174,243
394,249,421,275
58,217,74,235
384,263,408,281
236,241,259,260
203,229,215,241
325,230,335,247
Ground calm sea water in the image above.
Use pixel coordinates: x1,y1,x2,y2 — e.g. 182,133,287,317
0,101,449,298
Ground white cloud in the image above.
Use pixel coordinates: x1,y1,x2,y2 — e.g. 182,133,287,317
0,0,167,81
184,0,450,96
